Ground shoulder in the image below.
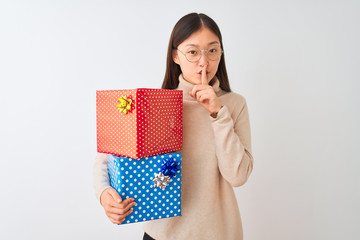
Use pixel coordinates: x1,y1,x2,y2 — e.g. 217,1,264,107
218,90,247,112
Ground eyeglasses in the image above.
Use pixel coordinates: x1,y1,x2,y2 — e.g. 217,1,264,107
176,45,223,63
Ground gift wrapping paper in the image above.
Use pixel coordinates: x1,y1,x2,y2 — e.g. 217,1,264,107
107,153,182,224
97,88,183,159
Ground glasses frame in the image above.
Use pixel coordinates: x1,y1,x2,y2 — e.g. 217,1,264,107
176,46,223,63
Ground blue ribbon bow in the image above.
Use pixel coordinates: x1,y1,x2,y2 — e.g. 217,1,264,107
160,158,180,178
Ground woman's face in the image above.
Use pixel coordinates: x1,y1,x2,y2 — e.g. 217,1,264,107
173,27,221,85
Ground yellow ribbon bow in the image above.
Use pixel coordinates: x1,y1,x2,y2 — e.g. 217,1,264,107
117,95,132,114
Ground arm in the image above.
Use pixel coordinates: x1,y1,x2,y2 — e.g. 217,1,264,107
93,152,136,224
93,153,111,201
210,103,254,187
188,66,253,186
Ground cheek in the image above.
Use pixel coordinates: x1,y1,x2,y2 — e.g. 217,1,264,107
209,61,220,76
179,62,196,74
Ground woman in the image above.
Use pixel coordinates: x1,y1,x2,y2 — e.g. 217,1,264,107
93,13,254,240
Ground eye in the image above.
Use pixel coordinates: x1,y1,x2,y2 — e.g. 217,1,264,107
209,48,217,53
188,50,198,55
186,47,199,55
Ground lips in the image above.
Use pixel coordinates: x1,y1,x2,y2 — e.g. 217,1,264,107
198,70,209,75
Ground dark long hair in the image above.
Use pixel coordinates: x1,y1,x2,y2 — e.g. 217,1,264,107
161,13,231,92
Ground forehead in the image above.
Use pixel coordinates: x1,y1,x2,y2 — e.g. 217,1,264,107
180,27,220,48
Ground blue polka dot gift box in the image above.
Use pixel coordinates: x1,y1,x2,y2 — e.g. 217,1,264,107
107,152,182,224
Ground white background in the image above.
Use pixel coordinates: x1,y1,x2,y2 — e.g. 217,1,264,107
0,0,359,239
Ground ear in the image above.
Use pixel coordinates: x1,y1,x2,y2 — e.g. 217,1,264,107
172,49,180,65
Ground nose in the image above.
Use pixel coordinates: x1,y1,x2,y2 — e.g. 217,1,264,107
198,51,209,66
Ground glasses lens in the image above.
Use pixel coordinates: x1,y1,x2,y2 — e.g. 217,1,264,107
185,47,201,62
207,46,222,61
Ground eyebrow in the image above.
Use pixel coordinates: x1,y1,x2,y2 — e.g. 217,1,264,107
185,41,220,47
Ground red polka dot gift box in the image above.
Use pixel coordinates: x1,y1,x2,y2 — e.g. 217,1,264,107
96,89,183,159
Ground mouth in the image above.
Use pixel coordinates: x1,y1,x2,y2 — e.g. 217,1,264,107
198,70,209,75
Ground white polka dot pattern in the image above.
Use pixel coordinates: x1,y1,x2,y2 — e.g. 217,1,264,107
97,89,183,159
107,152,182,225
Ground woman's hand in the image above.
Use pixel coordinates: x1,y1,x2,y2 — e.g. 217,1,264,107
100,187,136,224
189,65,222,115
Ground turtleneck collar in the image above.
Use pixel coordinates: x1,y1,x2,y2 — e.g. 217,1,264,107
176,74,221,101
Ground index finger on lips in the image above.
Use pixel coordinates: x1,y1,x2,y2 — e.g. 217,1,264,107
201,65,208,86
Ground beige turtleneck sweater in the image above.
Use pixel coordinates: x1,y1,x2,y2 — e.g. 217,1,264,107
93,75,253,240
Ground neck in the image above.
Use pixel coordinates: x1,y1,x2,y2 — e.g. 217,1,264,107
176,74,221,101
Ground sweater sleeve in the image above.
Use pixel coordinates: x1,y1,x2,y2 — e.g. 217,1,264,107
93,153,111,201
210,102,254,187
